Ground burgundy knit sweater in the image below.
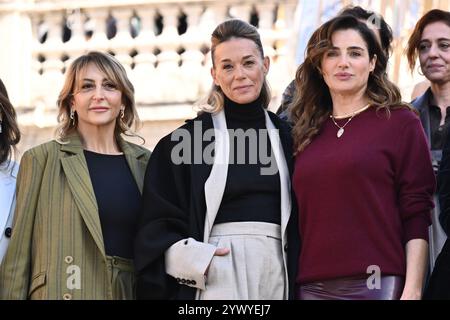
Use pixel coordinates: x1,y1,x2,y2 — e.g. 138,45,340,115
293,107,436,284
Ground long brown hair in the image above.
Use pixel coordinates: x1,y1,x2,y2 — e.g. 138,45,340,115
406,9,450,72
340,5,394,58
56,51,142,143
198,19,271,113
0,79,20,166
291,15,409,153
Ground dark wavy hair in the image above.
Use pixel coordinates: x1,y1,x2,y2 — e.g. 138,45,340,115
340,5,394,57
290,15,410,153
406,9,450,72
0,79,20,166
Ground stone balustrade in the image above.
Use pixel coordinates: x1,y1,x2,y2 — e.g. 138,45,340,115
0,0,297,128
1,0,450,152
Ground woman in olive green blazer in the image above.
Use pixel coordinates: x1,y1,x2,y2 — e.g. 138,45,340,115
0,52,151,300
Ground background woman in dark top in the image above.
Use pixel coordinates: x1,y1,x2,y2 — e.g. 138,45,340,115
135,19,299,300
290,15,435,300
411,10,450,300
407,9,450,273
0,51,150,299
0,78,20,264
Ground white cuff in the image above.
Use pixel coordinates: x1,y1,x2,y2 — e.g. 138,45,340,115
165,238,216,290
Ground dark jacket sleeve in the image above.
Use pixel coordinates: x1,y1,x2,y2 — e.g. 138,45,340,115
134,135,191,299
438,136,450,236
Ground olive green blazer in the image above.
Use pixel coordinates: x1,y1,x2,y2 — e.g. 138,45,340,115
0,134,151,300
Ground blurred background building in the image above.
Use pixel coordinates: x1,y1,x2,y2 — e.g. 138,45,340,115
0,0,448,154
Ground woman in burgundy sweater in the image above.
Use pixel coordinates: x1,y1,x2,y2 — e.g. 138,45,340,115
290,15,436,300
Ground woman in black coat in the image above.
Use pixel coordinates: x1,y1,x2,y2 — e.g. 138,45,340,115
134,19,300,300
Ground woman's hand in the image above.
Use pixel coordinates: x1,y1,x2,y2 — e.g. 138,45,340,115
214,247,230,256
204,247,230,276
400,290,422,300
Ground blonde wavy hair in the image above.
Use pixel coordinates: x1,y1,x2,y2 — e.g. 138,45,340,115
291,15,411,154
197,19,271,113
56,51,142,143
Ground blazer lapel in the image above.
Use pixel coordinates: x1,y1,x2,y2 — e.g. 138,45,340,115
59,135,105,257
119,139,148,194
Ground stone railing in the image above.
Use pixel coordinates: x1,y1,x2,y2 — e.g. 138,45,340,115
1,0,450,131
0,0,298,127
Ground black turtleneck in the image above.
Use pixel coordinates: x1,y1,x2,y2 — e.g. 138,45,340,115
214,96,281,225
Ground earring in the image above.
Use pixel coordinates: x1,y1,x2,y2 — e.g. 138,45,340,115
120,108,125,119
70,109,75,126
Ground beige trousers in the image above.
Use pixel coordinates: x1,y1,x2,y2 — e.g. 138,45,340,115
198,221,286,300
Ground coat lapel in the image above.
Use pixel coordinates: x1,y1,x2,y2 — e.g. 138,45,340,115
59,135,105,257
265,112,292,240
412,88,432,144
266,112,292,299
189,115,214,241
203,110,229,241
119,140,148,194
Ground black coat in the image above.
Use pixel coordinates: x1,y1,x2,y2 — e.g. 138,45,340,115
134,111,300,299
424,133,450,300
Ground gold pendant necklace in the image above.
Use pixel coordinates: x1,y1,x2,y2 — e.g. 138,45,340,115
329,103,370,138
330,116,353,138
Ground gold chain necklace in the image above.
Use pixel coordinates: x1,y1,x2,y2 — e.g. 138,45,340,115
329,104,371,138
